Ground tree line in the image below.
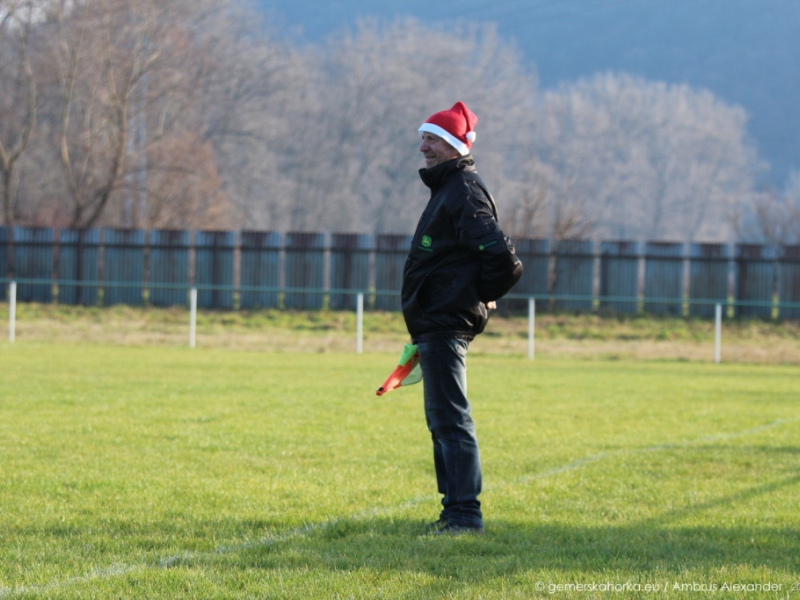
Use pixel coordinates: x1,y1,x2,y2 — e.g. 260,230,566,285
2,0,799,252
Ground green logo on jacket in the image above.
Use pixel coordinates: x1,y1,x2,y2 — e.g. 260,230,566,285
421,235,432,248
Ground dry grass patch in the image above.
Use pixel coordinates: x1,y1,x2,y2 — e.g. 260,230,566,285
1,302,799,363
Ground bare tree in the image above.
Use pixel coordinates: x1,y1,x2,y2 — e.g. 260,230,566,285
501,154,552,239
538,73,759,242
3,6,772,246
193,10,313,231
46,0,133,229
0,0,38,277
32,0,245,230
0,0,306,232
266,18,540,234
732,171,800,244
787,171,800,243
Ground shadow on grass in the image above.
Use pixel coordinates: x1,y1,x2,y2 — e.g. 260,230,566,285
151,472,800,581
639,472,800,530
160,505,799,582
163,517,800,589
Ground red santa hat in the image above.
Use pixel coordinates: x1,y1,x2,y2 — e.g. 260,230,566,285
418,101,478,156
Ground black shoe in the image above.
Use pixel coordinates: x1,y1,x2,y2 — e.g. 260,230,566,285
424,518,449,533
431,522,485,536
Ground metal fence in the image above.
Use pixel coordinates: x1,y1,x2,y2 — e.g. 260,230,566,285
2,226,800,317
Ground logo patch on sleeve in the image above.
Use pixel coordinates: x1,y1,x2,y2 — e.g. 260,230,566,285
421,235,432,248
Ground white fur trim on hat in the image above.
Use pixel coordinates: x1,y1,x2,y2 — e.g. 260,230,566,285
418,123,470,156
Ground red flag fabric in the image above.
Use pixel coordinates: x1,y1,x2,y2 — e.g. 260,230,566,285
376,344,421,396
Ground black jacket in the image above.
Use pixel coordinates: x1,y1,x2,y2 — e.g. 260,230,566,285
401,156,523,342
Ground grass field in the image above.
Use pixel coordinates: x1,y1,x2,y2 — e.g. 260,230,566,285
2,341,800,598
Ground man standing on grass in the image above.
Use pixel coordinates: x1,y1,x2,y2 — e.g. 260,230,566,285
401,102,523,535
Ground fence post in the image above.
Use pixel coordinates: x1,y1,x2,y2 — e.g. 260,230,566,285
356,292,364,355
714,303,722,364
189,287,197,348
528,296,535,360
8,281,16,343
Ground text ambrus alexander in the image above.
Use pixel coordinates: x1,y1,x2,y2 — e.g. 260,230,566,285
541,581,784,594
674,582,783,593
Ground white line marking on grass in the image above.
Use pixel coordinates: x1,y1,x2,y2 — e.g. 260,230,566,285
512,417,800,486
514,452,611,485
697,417,799,443
208,494,437,557
4,416,798,598
0,563,143,599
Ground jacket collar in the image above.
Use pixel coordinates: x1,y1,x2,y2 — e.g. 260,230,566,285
419,155,475,192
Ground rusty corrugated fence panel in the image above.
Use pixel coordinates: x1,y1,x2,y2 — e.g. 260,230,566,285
374,234,411,311
644,242,684,315
240,231,282,309
600,241,640,313
58,229,100,306
195,230,235,309
103,229,145,306
735,244,777,319
552,239,594,311
5,226,796,321
779,245,800,319
330,233,372,310
150,230,190,307
511,238,549,312
689,243,732,317
284,232,325,310
14,227,54,303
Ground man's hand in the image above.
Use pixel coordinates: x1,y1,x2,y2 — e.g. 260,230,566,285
486,301,497,311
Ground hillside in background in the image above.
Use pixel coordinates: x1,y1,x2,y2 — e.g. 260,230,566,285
257,0,799,188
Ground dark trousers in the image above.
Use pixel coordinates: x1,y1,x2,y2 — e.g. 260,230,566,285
417,337,483,527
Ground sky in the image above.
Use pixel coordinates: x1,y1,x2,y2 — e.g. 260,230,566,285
256,0,800,188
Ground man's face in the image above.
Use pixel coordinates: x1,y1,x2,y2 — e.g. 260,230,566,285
420,132,460,169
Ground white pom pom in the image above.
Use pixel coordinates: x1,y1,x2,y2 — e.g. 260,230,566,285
466,131,477,143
